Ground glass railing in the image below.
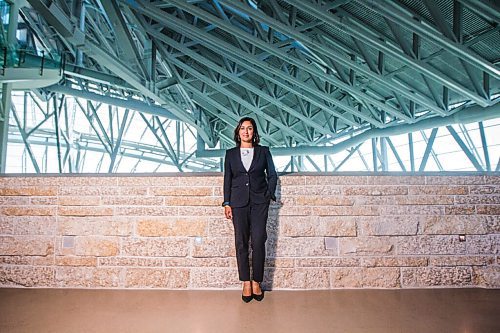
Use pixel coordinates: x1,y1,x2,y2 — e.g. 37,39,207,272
0,46,65,76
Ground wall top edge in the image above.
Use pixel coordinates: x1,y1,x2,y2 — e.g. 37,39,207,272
1,171,499,178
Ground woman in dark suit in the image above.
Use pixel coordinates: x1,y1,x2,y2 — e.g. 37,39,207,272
222,117,277,303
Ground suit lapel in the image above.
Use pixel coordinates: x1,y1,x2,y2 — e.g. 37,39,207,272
247,146,260,172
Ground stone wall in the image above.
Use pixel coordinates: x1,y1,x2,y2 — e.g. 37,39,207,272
0,174,498,289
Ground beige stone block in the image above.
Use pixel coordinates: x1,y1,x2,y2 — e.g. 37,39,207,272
58,206,114,217
207,217,234,237
164,257,235,268
137,217,207,237
264,257,295,268
361,256,428,267
62,177,118,186
59,186,101,196
0,255,31,265
0,196,29,205
125,268,189,288
278,176,305,185
456,195,500,204
295,196,354,206
98,257,163,267
395,195,455,205
429,256,494,267
58,196,101,206
30,197,57,205
101,196,164,206
118,177,179,186
313,206,379,216
485,216,500,233
419,215,488,235
280,216,356,237
122,238,189,257
330,267,400,288
120,186,149,195
56,256,97,266
273,206,312,216
116,206,178,216
354,196,399,205
267,237,329,257
408,185,468,195
477,205,500,215
1,206,55,216
74,237,119,256
306,176,367,185
0,186,57,196
281,185,342,196
32,255,55,266
0,266,55,287
469,185,500,195
55,267,122,287
378,205,444,215
426,176,486,185
343,185,408,196
366,176,425,185
0,236,54,256
358,216,419,236
189,268,240,288
402,267,472,287
445,205,476,215
264,268,305,289
192,237,235,257
58,216,133,236
0,177,62,186
152,186,214,196
466,235,494,255
177,206,222,217
178,176,222,186
473,266,500,288
0,216,56,235
397,235,466,255
295,257,360,267
483,176,500,185
340,237,394,256
163,196,221,206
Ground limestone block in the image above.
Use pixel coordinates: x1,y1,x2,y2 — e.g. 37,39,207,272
425,176,485,185
275,205,312,216
473,266,500,288
58,206,114,217
455,195,500,204
207,217,234,237
58,216,133,236
408,185,468,195
178,176,222,187
445,205,476,215
55,256,97,267
397,235,466,255
295,257,360,267
57,196,101,206
0,196,29,205
469,185,500,195
401,267,472,287
118,177,179,186
0,216,56,235
366,176,425,185
177,206,221,217
0,236,54,256
330,267,400,288
189,268,240,288
361,256,428,267
264,257,295,268
306,176,367,185
354,196,399,205
378,205,444,215
74,237,120,257
61,177,118,186
0,266,55,287
477,205,500,215
313,206,379,216
466,235,494,255
279,176,306,185
99,257,163,267
419,215,488,235
0,186,57,196
32,255,55,266
267,237,329,257
1,206,55,216
163,196,221,206
340,237,394,256
430,256,494,267
102,196,164,206
485,216,500,233
191,237,235,258
295,196,354,206
56,267,122,287
152,186,214,196
281,185,342,196
0,255,31,265
122,238,188,257
119,186,149,195
164,257,235,268
137,217,207,237
125,268,190,288
358,216,419,236
280,216,356,237
262,268,308,289
115,206,178,216
395,195,454,205
343,185,408,196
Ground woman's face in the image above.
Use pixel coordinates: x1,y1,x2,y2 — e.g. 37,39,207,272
239,120,254,144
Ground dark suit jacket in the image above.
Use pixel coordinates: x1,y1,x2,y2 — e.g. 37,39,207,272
223,145,278,208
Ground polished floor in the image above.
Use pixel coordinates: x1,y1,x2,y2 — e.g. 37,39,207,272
1,288,499,333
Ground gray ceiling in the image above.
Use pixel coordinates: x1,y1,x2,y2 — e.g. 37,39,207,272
19,0,500,157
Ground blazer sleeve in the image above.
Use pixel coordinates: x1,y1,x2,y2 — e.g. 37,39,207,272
265,147,278,201
223,149,232,206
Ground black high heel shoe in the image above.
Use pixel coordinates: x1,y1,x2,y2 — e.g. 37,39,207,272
242,294,253,303
252,283,265,301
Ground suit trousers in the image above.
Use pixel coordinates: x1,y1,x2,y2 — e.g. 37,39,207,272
232,200,270,282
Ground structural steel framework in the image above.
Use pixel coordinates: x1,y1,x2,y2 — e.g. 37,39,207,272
0,0,499,173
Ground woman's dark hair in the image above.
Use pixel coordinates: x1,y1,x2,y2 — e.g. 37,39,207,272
233,117,260,147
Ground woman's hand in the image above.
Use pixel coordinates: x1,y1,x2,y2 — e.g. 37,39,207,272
224,206,233,220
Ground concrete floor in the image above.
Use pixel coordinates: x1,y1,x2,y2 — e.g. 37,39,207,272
0,288,499,333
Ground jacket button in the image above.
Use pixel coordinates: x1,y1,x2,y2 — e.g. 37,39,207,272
245,183,249,186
